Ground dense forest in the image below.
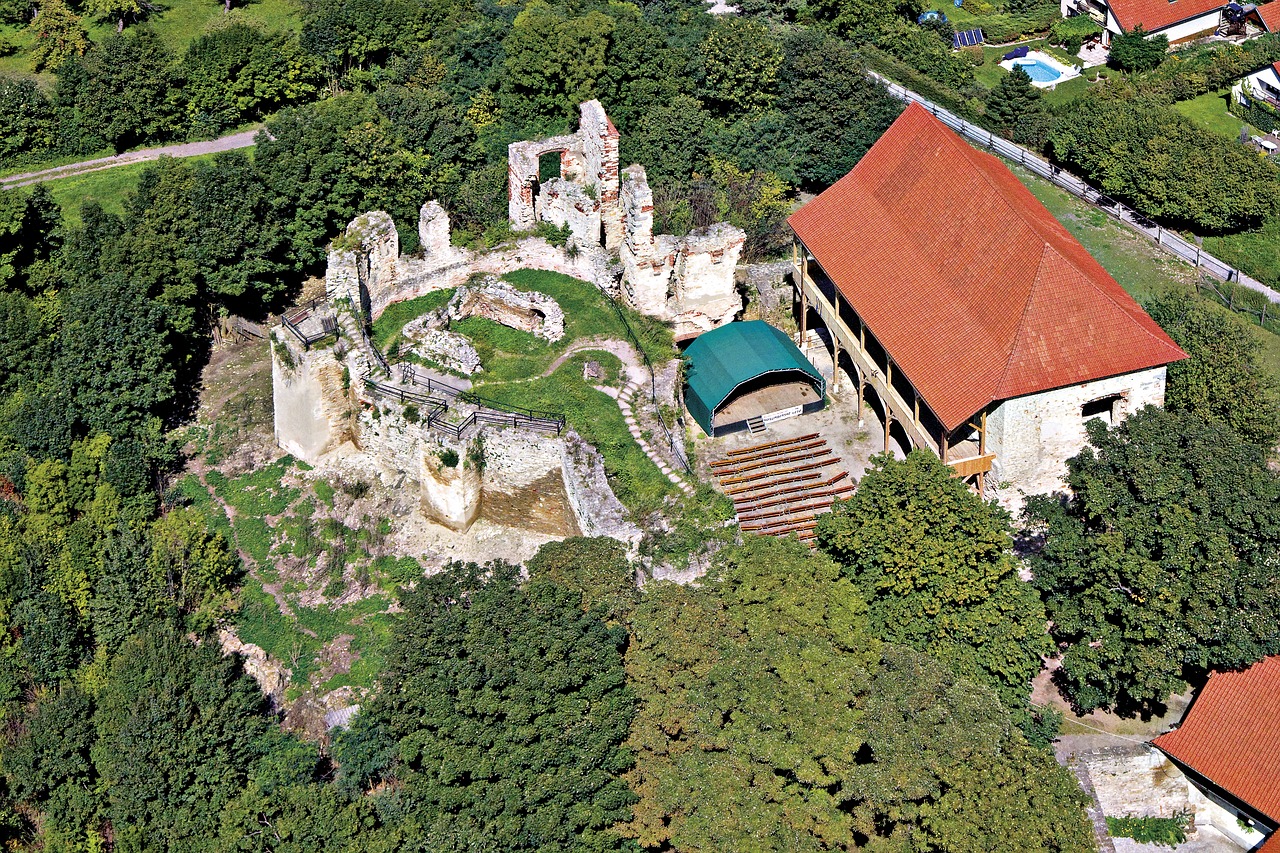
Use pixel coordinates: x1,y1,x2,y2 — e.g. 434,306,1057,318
3,0,1280,846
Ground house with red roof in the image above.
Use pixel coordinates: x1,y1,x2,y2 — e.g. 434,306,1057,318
787,103,1186,498
1060,0,1280,46
1152,656,1280,851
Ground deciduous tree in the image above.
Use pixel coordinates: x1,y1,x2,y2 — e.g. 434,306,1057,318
1027,407,1280,714
817,451,1052,709
1146,289,1280,447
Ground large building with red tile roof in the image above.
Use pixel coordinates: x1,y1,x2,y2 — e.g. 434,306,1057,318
1152,656,1280,848
1060,0,1280,46
787,103,1185,498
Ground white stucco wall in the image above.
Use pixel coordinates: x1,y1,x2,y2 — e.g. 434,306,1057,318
985,366,1167,497
1152,11,1221,42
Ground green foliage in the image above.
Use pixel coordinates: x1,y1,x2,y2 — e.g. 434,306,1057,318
986,66,1047,140
1109,25,1169,73
499,3,616,131
335,560,636,850
1146,289,1280,446
527,536,637,624
1049,14,1102,52
777,29,902,189
1141,35,1280,102
1048,90,1280,233
1027,407,1280,714
699,17,782,117
818,451,1052,708
437,447,457,467
25,0,87,72
624,536,1094,851
1106,813,1190,846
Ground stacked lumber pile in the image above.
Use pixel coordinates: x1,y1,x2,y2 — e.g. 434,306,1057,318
710,434,854,544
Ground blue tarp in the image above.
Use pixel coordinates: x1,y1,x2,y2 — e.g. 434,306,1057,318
1002,45,1030,60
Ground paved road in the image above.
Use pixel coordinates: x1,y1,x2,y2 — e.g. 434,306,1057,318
1,128,262,190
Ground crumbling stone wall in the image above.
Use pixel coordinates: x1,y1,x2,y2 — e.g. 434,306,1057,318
450,277,566,342
619,165,745,339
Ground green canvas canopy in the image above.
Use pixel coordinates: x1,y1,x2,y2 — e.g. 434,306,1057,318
683,321,825,436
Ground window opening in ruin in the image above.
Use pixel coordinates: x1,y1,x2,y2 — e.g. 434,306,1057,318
1081,394,1122,424
538,152,562,183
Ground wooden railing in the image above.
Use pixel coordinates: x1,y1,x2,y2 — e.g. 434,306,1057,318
948,453,995,479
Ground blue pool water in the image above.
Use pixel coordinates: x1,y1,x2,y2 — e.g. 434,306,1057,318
1014,59,1061,83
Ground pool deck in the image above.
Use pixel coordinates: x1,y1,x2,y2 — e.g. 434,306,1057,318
999,50,1082,90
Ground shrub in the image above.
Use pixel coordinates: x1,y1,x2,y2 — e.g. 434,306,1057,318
403,405,420,423
438,449,459,468
1109,26,1168,72
1106,814,1190,846
1049,15,1102,52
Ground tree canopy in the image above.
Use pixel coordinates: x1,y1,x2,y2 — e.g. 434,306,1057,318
623,536,1093,852
817,451,1052,710
334,561,637,851
1027,406,1280,714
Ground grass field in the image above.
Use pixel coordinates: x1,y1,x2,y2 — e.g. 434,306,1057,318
0,0,301,80
1173,90,1247,140
37,152,218,225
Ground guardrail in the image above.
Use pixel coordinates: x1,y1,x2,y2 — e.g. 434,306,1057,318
869,71,1280,305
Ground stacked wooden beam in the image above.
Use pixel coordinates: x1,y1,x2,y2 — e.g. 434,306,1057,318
710,435,854,544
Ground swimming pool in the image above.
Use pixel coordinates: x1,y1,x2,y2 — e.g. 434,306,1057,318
998,50,1080,89
1013,59,1061,83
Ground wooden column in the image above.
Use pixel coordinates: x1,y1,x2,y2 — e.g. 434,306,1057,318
977,410,987,493
884,410,893,453
831,335,841,392
913,392,921,429
940,429,950,465
799,248,808,343
857,376,866,426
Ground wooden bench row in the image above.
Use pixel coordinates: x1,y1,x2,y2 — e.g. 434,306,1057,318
711,439,827,472
725,470,821,498
739,496,850,524
722,433,821,459
719,455,838,487
713,447,836,478
735,484,854,517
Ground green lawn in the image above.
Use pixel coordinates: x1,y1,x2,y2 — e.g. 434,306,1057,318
973,38,1088,93
0,0,301,80
476,354,678,515
1173,90,1247,140
38,152,218,225
1011,163,1280,382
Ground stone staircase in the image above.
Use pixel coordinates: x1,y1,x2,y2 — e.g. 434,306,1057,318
614,378,694,496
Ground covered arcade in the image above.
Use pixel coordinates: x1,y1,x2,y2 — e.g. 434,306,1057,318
684,321,825,437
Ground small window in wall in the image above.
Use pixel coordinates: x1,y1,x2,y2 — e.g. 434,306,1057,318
1081,394,1122,425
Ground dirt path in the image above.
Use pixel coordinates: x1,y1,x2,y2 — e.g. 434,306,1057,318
1,128,263,190
541,336,645,379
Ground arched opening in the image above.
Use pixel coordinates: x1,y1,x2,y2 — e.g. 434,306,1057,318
887,419,913,460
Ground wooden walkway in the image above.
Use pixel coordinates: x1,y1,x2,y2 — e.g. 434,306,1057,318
710,435,854,544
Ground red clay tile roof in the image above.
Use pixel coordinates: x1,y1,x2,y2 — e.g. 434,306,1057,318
1260,834,1280,853
1261,3,1280,32
786,104,1186,432
1105,0,1224,32
1152,656,1280,824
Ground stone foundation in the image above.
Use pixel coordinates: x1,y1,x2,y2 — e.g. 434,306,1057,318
272,334,357,462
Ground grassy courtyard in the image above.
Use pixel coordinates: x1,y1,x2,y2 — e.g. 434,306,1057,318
1173,90,1247,140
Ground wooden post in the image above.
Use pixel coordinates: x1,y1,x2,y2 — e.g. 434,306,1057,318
913,391,920,429
831,335,841,392
940,429,950,465
978,410,987,456
857,377,866,427
884,410,892,453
